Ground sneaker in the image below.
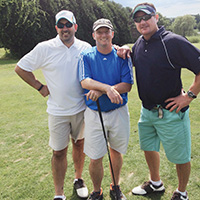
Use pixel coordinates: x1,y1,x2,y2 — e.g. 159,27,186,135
110,184,127,200
53,195,66,200
171,191,189,200
74,178,89,199
88,188,103,200
132,181,165,195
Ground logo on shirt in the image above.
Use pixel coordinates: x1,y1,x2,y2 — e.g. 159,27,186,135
103,58,107,61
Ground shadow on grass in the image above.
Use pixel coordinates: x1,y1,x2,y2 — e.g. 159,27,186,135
136,192,165,200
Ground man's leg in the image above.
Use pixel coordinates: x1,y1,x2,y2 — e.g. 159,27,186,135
52,147,68,196
72,138,85,178
89,157,104,192
110,148,123,185
144,151,161,181
176,162,191,192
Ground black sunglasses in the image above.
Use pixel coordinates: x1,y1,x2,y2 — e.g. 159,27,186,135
134,13,155,23
57,22,73,29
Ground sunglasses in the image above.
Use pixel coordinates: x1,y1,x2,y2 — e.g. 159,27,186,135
133,13,155,23
57,22,73,29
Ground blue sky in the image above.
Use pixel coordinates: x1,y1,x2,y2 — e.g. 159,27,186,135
112,0,200,18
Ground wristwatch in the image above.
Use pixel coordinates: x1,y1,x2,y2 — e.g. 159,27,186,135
187,91,197,99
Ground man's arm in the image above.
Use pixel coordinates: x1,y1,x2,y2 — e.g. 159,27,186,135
81,78,124,104
165,72,200,113
15,65,49,97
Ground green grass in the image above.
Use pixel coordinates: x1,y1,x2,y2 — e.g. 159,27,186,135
0,47,200,200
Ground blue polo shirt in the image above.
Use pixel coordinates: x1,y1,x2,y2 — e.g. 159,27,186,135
79,46,133,112
131,26,200,111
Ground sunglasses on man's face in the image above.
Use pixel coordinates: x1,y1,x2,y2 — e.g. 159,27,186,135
57,22,73,29
133,13,155,23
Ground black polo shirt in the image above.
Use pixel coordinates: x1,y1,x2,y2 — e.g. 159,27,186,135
131,26,200,111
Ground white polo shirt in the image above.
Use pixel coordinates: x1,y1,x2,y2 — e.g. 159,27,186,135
17,35,91,116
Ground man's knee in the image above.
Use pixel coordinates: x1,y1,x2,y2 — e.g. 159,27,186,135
53,147,67,160
73,138,84,148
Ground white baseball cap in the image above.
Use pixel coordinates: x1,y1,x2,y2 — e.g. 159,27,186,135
55,10,76,24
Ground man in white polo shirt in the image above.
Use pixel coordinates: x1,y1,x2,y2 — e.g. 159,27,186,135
15,10,91,200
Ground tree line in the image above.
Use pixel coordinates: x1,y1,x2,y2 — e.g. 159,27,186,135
0,0,199,58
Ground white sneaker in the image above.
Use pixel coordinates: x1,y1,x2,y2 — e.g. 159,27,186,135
132,181,165,195
74,178,89,199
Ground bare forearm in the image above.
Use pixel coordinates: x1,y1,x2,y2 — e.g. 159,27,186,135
113,82,132,94
15,65,42,90
81,78,110,93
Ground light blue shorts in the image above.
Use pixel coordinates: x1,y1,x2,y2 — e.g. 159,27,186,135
138,106,191,164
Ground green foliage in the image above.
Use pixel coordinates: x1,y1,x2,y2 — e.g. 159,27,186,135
186,35,200,43
197,21,200,31
157,12,172,31
0,0,54,58
0,0,134,58
171,15,197,37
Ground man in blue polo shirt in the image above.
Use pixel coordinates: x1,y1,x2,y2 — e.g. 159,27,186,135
118,2,200,200
78,18,133,200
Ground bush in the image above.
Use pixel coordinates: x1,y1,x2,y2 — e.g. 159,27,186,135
186,35,200,43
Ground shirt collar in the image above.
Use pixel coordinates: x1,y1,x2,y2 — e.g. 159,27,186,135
142,26,166,41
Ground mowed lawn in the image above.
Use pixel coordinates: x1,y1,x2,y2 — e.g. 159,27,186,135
0,47,200,200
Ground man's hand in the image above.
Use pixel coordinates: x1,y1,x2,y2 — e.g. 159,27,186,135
116,45,131,59
165,89,193,113
85,90,103,101
106,86,123,104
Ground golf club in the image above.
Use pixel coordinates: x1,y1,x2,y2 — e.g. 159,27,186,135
96,99,120,200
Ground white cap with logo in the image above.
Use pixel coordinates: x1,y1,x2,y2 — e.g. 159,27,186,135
55,10,76,24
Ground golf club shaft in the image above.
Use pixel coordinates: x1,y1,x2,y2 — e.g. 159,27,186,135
96,99,119,198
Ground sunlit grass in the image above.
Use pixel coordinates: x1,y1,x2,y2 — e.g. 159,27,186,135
0,46,200,199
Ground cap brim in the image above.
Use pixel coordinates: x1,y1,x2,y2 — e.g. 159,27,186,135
93,24,112,31
56,17,73,24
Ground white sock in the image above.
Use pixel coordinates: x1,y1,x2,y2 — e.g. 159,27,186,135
150,179,162,186
176,189,187,196
54,195,65,200
73,178,78,183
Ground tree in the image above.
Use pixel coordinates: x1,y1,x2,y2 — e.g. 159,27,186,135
157,12,172,31
0,0,134,58
171,15,197,37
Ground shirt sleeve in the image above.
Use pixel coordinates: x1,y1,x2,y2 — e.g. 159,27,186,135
78,53,92,82
120,57,134,84
17,43,45,72
168,35,200,75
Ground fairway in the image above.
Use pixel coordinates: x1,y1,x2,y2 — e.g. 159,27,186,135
0,48,200,200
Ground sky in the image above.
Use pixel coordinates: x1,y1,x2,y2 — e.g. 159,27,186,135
112,0,200,18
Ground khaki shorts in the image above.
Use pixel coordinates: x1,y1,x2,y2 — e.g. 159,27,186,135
84,105,130,159
48,111,85,151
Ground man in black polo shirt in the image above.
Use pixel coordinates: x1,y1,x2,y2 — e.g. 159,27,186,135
118,2,200,200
